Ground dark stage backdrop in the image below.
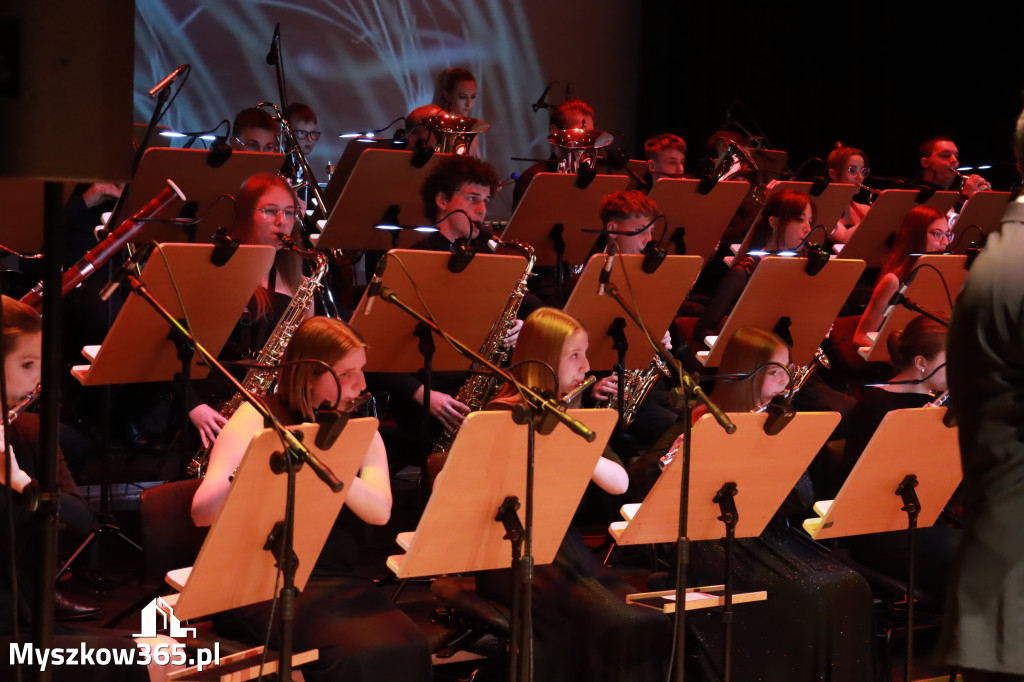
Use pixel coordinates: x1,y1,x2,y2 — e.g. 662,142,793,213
132,0,641,218
638,3,1024,190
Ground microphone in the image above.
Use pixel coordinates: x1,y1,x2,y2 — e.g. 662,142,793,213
265,24,280,65
363,256,388,315
532,82,553,112
99,244,154,302
147,64,189,99
597,252,614,295
882,267,920,319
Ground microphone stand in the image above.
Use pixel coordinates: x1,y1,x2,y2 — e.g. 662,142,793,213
119,271,342,682
373,281,595,682
597,278,734,682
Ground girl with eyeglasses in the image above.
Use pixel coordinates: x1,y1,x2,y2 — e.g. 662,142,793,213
852,205,951,348
826,143,872,244
186,172,309,450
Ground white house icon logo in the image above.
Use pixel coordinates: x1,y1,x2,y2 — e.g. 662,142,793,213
133,596,197,638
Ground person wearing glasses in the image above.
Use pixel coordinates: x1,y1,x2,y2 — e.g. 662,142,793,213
185,173,307,449
852,205,951,348
283,102,321,157
826,143,872,244
230,107,278,153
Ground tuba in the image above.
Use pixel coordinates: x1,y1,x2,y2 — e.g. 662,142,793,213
549,127,613,175
423,111,490,155
187,242,331,477
432,238,535,453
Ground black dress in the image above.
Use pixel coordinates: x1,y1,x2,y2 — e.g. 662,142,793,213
208,396,432,682
941,210,1024,675
687,474,875,681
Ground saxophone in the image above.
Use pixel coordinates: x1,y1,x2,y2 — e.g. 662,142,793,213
432,238,535,453
601,356,672,425
188,244,330,477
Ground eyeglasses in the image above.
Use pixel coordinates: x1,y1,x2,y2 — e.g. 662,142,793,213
292,130,321,141
256,206,296,221
846,165,870,177
234,137,278,152
928,229,954,242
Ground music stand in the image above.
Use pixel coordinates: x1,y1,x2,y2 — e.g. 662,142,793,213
833,189,958,266
950,191,1012,254
697,256,865,367
0,177,50,253
387,408,616,577
316,149,452,251
612,411,838,548
614,411,840,682
70,244,275,385
123,148,285,244
648,179,748,264
564,254,703,378
802,407,960,682
857,254,967,361
321,138,403,214
349,250,529,372
502,172,631,268
160,419,377,679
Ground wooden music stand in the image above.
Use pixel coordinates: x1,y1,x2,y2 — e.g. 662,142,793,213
613,411,840,611
123,148,285,244
163,419,378,619
833,189,958,266
316,149,452,251
349,250,529,372
951,191,1013,254
502,172,631,267
858,254,968,361
697,256,865,367
803,407,960,540
563,254,704,370
70,244,275,385
647,179,748,265
387,408,617,578
801,405,960,682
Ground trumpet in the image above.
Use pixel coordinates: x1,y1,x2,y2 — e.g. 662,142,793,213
855,182,884,201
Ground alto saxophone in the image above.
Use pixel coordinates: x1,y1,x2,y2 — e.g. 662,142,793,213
432,238,535,453
601,356,672,425
188,243,330,477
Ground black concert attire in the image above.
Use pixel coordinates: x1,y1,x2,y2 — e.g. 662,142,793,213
941,208,1024,677
473,403,671,682
693,254,759,347
687,456,875,681
208,395,432,682
0,415,146,682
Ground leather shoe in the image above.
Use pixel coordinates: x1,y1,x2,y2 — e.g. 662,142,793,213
54,592,101,621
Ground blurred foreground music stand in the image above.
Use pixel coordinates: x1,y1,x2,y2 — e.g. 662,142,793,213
564,254,703,416
648,179,748,264
834,189,958,266
613,411,840,682
349,249,529,456
503,173,630,294
802,407,961,682
388,408,617,682
161,419,378,679
857,254,967,361
697,256,865,367
950,190,1013,253
125,148,285,244
317,149,451,251
70,244,275,473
